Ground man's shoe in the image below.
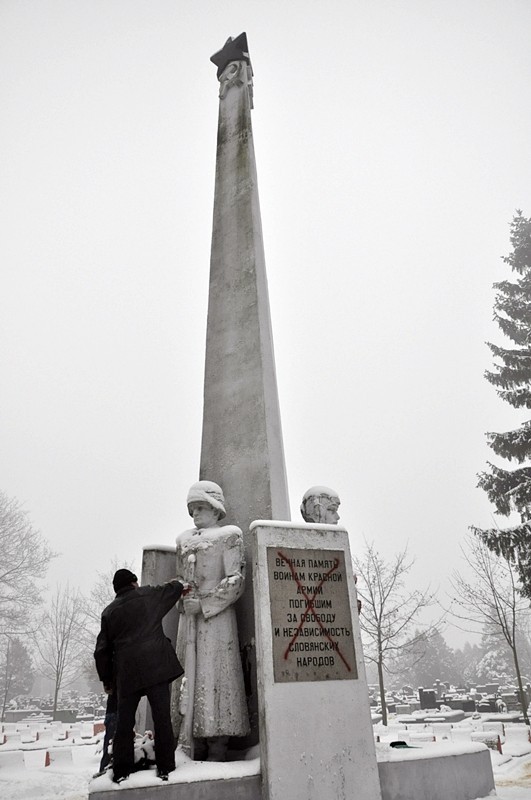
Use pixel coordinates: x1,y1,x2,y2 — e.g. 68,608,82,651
112,775,129,784
157,770,169,781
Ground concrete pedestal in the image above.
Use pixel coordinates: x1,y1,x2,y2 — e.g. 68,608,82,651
251,521,381,800
89,774,260,800
88,741,495,800
376,743,495,800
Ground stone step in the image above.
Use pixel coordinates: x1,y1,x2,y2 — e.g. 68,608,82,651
90,774,260,800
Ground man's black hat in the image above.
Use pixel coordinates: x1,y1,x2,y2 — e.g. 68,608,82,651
112,569,138,593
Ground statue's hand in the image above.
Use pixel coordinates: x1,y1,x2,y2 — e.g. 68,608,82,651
183,595,201,616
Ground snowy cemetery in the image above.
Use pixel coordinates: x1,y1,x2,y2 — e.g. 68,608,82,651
3,13,531,800
1,696,531,800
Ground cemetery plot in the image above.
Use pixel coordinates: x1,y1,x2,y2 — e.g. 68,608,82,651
267,546,357,682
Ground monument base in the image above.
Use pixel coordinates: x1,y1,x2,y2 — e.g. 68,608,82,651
89,754,261,800
89,774,260,800
88,743,495,800
252,522,381,800
377,742,495,800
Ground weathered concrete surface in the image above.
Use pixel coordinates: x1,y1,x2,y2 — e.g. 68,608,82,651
200,40,290,740
138,545,178,732
252,522,381,800
201,48,290,548
141,546,179,646
377,745,495,800
89,774,260,800
88,746,495,800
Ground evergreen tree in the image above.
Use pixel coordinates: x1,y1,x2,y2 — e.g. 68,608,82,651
472,212,531,598
476,648,511,682
405,630,457,689
0,637,34,720
453,642,485,686
477,624,513,682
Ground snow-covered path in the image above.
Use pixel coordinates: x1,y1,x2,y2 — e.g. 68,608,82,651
491,750,531,799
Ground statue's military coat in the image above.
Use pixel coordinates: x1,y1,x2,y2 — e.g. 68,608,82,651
176,525,250,738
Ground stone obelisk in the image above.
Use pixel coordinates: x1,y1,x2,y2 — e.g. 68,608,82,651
203,33,290,738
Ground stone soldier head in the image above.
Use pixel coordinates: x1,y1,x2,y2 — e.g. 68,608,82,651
187,480,227,530
300,486,340,525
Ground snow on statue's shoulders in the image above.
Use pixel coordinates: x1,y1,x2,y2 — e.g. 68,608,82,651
176,524,242,546
142,543,176,553
250,519,348,533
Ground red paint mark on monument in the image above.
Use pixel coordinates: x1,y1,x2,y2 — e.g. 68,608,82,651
277,550,352,672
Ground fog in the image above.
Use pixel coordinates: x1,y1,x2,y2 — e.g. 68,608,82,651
2,1,531,647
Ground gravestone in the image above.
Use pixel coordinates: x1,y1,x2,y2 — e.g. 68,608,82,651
419,688,437,709
252,521,381,800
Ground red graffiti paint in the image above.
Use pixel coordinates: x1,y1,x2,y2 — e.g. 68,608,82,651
277,550,352,672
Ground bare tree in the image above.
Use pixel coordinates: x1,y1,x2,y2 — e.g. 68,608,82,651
81,558,137,688
85,558,137,628
354,542,437,725
0,490,55,636
449,534,529,724
33,584,87,717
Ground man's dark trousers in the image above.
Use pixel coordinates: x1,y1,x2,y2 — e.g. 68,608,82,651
112,681,174,780
99,710,117,772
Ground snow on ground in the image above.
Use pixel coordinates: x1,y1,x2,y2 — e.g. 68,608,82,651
90,748,260,794
0,743,97,800
1,741,531,798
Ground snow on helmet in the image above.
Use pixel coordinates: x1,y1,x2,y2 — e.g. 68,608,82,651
186,480,226,519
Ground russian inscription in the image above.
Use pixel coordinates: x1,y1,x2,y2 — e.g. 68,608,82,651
267,547,358,682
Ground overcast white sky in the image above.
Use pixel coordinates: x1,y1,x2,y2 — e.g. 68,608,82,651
2,1,531,646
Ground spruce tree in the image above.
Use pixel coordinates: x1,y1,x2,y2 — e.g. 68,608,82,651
472,211,531,598
1,638,34,720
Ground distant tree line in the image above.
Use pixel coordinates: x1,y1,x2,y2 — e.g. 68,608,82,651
0,488,135,719
354,537,531,724
2,214,531,722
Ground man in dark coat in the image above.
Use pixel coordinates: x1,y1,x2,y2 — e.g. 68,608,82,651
94,568,187,783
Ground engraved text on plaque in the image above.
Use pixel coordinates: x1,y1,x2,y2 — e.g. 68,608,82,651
267,546,358,682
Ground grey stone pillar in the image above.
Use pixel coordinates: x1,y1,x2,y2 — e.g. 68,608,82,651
137,545,178,733
202,34,291,742
141,546,179,646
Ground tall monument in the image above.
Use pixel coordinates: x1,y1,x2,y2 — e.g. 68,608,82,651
203,32,289,532
202,33,291,734
92,33,498,800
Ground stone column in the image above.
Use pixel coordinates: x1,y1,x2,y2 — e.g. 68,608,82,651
202,34,291,740
137,545,178,733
